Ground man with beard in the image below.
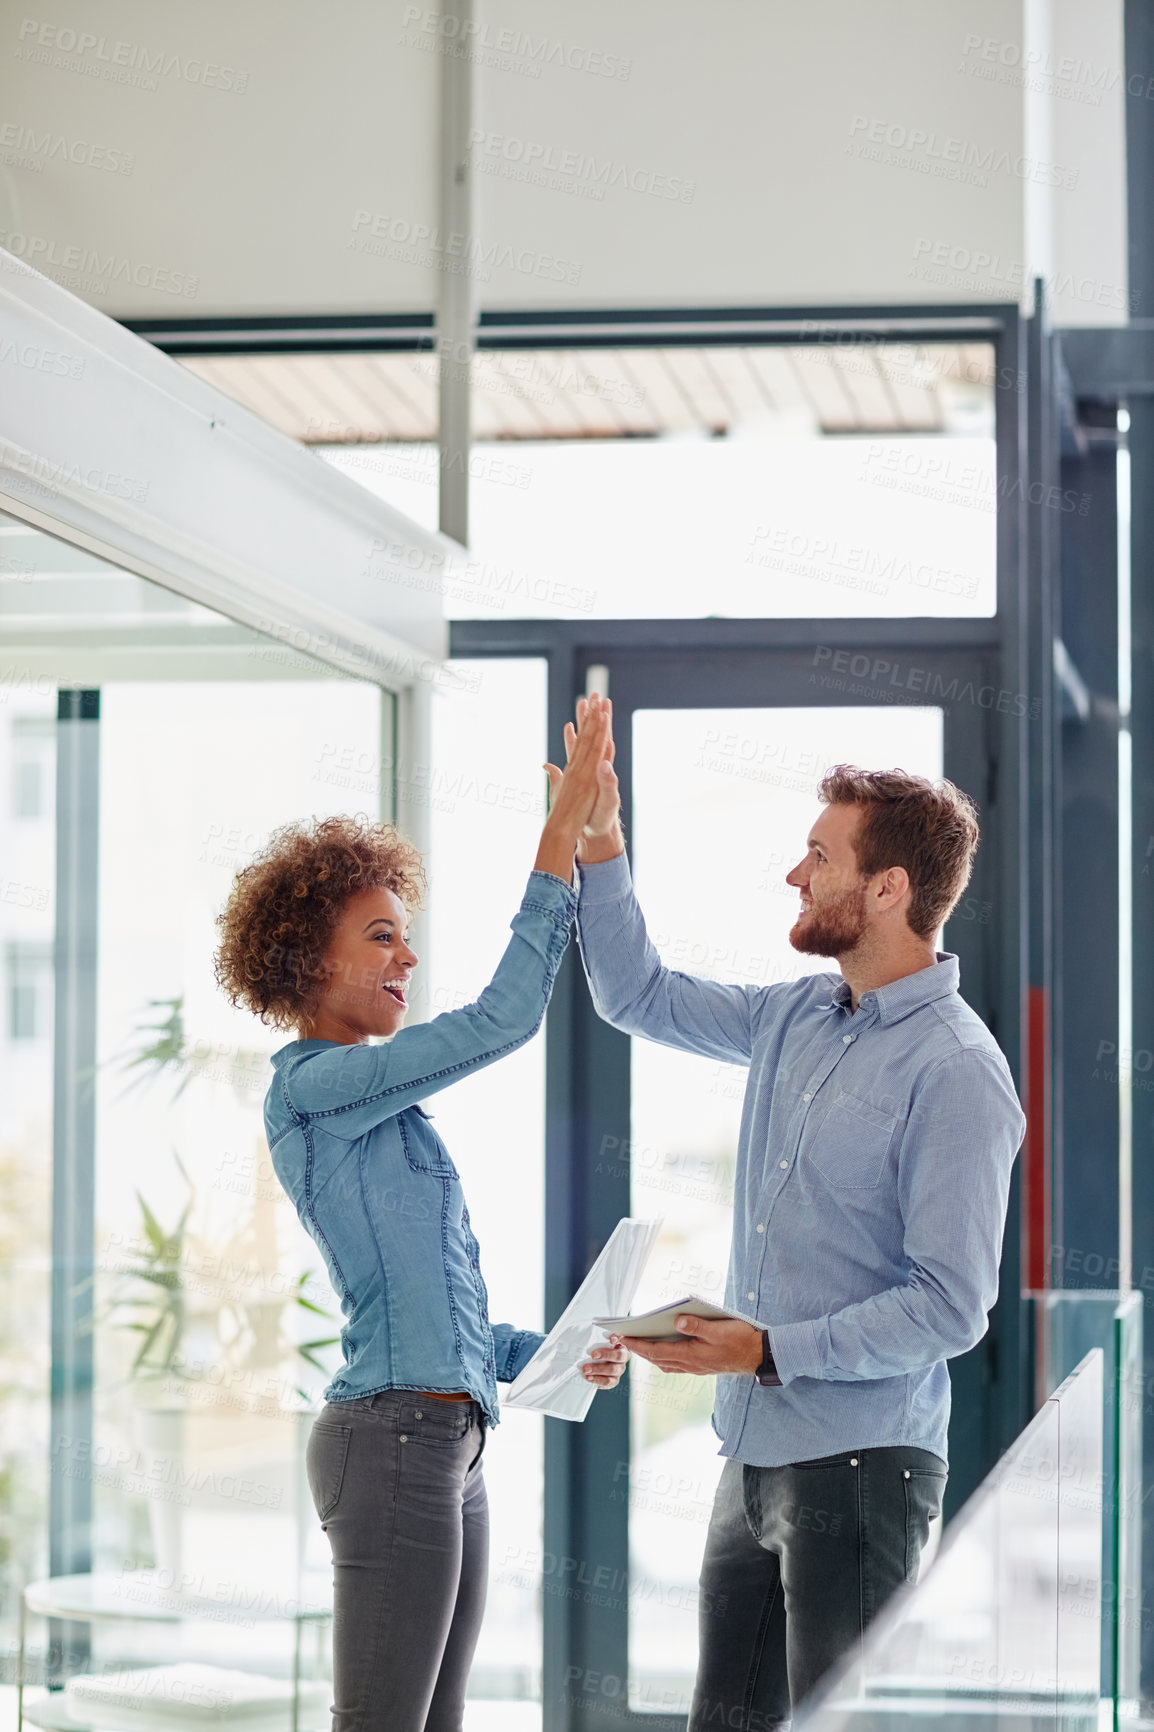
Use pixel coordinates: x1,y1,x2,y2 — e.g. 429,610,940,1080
550,700,1025,1731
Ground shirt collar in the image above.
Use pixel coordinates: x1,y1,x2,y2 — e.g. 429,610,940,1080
827,952,959,1024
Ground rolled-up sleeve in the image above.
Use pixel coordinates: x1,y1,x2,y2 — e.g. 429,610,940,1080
492,1324,546,1382
768,1049,1025,1384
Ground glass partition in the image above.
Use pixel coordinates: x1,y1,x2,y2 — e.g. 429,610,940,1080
793,1348,1107,1732
1,513,387,1720
1055,1361,1105,1729
93,677,383,1613
2,510,554,1731
0,688,54,1686
1032,1290,1144,1727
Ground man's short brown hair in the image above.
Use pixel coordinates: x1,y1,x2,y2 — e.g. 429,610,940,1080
818,765,980,941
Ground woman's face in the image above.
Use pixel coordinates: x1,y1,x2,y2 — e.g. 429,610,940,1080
304,886,419,1043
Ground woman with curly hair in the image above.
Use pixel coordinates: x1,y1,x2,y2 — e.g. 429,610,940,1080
215,695,626,1732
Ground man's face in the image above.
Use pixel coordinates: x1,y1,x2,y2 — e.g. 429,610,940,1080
785,804,870,958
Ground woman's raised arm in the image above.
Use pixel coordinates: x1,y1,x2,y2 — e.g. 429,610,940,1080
275,698,614,1133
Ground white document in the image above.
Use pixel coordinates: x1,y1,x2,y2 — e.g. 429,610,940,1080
504,1218,661,1421
593,1294,760,1342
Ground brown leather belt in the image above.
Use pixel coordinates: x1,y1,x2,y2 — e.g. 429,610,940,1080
418,1390,473,1403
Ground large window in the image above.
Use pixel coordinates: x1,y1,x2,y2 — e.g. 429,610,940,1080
0,686,55,1659
0,512,555,1728
10,719,55,820
0,514,388,1700
93,678,383,1608
184,339,998,622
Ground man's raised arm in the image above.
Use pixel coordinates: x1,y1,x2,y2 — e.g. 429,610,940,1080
548,697,760,1067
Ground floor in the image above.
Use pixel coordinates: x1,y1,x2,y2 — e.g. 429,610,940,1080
0,1685,542,1732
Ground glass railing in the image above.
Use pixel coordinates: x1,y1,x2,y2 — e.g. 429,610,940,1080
795,1290,1142,1732
1033,1290,1144,1727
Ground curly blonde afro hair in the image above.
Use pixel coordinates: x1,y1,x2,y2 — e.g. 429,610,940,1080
214,814,426,1031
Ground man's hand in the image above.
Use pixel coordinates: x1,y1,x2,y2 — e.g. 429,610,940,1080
545,694,623,863
581,1335,630,1389
534,693,613,879
621,1315,764,1377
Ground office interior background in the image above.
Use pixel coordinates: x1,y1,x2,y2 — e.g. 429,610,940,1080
0,0,1151,1727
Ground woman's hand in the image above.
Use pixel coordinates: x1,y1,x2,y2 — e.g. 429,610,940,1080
581,1334,630,1389
534,693,614,880
545,695,624,864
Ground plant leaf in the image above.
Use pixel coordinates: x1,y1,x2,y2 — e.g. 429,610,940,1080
136,1193,168,1254
130,1313,169,1373
296,1337,341,1373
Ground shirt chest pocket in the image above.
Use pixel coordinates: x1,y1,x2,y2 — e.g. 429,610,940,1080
808,1091,898,1190
398,1108,459,1179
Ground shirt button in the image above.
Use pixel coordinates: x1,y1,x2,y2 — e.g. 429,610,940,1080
850,1457,859,1467
802,1092,812,1102
903,1469,911,1479
756,1223,765,1233
843,1034,853,1044
747,1291,756,1301
779,1160,788,1170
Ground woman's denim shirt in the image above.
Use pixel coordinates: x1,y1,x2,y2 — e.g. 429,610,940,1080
264,869,575,1425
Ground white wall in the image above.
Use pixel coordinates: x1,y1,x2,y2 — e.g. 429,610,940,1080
472,0,1028,308
1046,0,1130,323
0,0,1128,320
0,0,439,316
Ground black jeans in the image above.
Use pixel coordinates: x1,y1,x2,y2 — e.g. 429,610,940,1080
690,1447,947,1731
306,1391,488,1732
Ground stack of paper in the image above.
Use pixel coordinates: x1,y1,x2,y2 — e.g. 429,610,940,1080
593,1295,759,1342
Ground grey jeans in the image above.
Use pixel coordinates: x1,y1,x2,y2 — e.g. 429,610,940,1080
689,1447,947,1731
306,1391,488,1732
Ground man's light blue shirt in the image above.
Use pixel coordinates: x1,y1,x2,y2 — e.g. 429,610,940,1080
576,852,1026,1468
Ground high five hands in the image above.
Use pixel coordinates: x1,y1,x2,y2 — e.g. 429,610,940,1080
544,694,625,864
533,693,615,881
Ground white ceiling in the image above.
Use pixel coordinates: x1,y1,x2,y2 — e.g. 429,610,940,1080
0,0,1125,322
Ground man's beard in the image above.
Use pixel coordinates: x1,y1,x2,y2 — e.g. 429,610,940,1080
789,881,869,958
